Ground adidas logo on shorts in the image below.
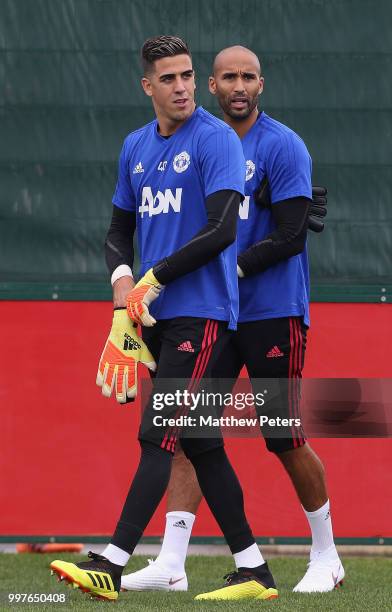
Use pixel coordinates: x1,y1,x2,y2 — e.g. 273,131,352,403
177,341,194,353
266,345,284,358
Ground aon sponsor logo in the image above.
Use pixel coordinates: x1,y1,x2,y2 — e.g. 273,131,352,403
139,187,182,217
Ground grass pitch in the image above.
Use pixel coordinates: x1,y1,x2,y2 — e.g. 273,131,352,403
0,553,391,611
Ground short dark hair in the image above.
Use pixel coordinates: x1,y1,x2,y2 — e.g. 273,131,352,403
141,35,191,75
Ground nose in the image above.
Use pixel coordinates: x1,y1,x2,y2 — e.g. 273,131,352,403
233,76,245,93
173,75,186,93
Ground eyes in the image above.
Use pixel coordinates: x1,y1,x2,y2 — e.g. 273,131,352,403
160,71,194,83
222,73,257,81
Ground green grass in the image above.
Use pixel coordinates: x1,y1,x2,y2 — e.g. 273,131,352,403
0,554,391,611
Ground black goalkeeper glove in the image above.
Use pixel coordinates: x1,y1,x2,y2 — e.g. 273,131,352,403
254,177,328,233
308,186,327,232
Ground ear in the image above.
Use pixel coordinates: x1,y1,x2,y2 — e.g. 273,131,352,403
259,76,264,95
208,76,217,95
141,77,152,97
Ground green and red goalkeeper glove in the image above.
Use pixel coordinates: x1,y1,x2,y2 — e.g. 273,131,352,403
126,268,162,327
96,309,156,403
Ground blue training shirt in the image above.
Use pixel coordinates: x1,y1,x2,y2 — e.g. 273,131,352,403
112,106,245,330
237,112,312,325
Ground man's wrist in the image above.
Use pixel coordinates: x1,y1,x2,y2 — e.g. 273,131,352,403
111,264,133,286
113,275,135,309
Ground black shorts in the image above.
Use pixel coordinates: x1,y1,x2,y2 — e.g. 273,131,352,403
139,317,229,457
211,316,307,453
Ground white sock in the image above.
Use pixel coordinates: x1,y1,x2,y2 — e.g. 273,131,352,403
303,499,336,557
101,543,130,566
233,543,265,569
156,511,195,571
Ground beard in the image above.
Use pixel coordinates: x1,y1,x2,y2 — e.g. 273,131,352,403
220,93,259,120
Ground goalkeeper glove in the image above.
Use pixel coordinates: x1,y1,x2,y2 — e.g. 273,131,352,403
308,186,327,232
96,309,156,403
126,268,162,327
255,177,328,233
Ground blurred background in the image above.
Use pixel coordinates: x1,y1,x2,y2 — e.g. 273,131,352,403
1,1,391,544
1,0,391,299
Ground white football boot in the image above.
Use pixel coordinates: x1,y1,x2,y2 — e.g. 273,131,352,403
293,546,345,593
121,558,188,592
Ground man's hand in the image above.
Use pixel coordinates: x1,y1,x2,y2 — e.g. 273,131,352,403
254,178,328,233
113,275,135,309
96,309,156,403
126,268,162,327
308,186,327,233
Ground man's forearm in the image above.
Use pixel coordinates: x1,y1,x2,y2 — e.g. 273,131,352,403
153,190,240,285
105,205,136,281
237,196,311,277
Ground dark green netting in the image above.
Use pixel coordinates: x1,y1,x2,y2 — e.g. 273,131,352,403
1,0,391,301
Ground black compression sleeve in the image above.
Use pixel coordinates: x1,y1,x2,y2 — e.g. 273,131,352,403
111,441,172,554
153,190,241,285
237,196,311,277
104,205,136,276
187,446,255,554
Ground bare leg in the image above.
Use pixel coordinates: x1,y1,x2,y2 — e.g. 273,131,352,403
120,447,202,590
167,442,328,516
167,445,203,513
167,441,328,514
280,444,344,592
276,442,327,511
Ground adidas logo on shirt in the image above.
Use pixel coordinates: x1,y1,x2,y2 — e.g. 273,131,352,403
266,345,284,358
173,520,187,529
133,162,144,174
177,341,195,353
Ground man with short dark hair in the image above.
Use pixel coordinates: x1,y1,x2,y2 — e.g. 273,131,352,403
121,45,344,598
50,36,278,603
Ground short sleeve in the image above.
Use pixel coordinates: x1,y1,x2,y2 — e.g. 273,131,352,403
112,138,136,211
199,127,245,198
266,132,312,204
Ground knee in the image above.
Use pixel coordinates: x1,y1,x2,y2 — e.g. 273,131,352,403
173,443,187,461
266,437,306,455
180,437,224,462
273,442,326,476
139,439,173,464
